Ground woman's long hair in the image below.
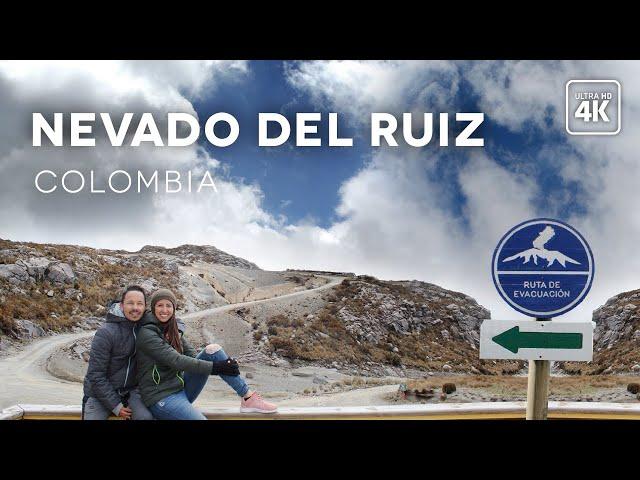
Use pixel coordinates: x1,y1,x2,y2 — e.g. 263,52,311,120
160,313,183,354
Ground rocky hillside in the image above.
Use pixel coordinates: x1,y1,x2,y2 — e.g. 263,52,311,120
139,244,258,269
0,238,261,341
253,275,523,376
8,230,640,378
559,289,640,374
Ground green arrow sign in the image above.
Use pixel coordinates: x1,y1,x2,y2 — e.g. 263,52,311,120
492,326,583,354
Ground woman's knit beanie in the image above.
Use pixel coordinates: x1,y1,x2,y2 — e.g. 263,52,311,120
150,288,177,313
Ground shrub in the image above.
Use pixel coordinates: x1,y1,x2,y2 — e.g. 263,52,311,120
0,255,17,265
267,326,278,336
0,313,16,334
289,275,304,285
267,314,302,328
268,337,297,357
627,383,640,394
442,383,456,394
352,376,364,387
253,331,263,341
384,351,402,366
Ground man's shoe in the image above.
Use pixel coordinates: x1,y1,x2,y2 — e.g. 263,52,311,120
240,392,278,413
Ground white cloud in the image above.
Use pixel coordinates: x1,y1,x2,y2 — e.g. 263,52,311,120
463,60,640,320
280,60,640,322
3,59,640,326
0,60,259,245
285,60,459,130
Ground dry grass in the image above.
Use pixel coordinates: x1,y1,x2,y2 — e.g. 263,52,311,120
404,375,638,396
559,341,640,374
259,277,520,374
0,240,183,336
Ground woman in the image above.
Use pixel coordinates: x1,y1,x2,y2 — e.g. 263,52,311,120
136,288,277,420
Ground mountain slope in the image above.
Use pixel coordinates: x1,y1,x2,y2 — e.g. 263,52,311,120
1,238,508,377
558,289,640,374
253,275,522,375
0,238,261,338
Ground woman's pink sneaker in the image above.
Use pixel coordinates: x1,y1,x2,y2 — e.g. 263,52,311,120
240,392,278,413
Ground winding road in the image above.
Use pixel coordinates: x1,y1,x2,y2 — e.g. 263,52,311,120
0,331,94,409
0,275,343,409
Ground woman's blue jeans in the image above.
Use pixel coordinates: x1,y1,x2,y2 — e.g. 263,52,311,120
149,348,250,420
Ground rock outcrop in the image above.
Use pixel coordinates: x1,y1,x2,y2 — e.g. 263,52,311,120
0,238,262,341
335,278,489,349
0,264,30,286
45,262,76,285
558,289,640,374
256,275,514,376
139,244,259,269
0,256,76,287
593,292,640,350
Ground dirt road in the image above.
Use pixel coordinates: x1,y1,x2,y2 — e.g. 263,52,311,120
182,274,342,320
0,275,344,409
0,331,94,408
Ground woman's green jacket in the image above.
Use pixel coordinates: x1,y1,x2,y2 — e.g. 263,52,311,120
135,311,212,407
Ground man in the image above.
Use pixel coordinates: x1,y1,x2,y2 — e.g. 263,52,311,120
82,285,154,420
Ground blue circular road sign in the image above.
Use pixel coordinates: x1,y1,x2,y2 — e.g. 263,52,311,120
492,218,594,318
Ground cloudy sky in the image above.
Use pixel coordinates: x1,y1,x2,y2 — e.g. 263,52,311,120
0,60,637,322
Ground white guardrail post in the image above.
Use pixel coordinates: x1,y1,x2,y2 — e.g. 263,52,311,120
0,405,24,420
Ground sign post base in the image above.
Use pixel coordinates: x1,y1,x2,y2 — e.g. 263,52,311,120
526,358,550,420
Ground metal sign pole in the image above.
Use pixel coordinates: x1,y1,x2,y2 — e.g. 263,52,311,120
526,317,551,420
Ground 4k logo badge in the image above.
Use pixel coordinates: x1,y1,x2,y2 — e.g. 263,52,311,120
566,80,621,135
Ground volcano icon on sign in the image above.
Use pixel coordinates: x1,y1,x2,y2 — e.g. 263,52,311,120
502,226,581,268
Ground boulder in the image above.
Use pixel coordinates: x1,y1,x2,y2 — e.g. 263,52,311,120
15,319,45,338
0,336,10,351
64,288,81,299
0,264,30,285
83,317,103,329
137,278,157,295
16,257,52,281
72,343,87,358
45,262,76,285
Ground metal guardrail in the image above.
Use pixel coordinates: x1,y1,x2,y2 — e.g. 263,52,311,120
2,402,640,420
